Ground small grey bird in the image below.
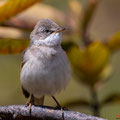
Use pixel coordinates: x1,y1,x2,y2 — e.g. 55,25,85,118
20,19,70,108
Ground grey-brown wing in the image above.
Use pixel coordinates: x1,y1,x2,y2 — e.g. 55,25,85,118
20,49,27,69
21,49,30,98
22,86,30,98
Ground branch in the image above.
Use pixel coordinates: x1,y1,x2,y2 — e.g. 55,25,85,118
0,105,107,120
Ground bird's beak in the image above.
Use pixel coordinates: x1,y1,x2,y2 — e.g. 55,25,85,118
54,27,66,33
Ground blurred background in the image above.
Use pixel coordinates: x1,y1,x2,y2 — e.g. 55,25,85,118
0,0,120,120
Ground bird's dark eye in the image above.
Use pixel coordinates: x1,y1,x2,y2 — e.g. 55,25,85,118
45,29,50,33
44,29,54,34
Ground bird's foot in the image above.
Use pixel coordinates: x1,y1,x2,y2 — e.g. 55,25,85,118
25,102,30,107
25,102,33,115
55,105,68,120
25,94,34,115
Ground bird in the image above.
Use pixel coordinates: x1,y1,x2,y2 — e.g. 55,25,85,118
20,19,71,110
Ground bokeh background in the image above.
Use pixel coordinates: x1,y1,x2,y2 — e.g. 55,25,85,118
0,0,120,120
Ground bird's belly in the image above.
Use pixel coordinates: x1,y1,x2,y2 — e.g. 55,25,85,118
20,54,70,98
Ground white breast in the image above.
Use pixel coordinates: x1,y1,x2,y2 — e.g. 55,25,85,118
20,46,70,98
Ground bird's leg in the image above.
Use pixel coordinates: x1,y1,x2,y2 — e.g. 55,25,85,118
26,94,34,114
52,96,65,120
52,96,61,108
52,96,68,110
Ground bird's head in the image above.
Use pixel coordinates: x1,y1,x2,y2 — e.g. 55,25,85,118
30,19,65,46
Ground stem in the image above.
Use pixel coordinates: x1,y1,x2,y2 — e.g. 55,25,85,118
81,0,98,46
90,87,100,116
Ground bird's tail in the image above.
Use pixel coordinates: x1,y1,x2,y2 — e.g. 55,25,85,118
34,96,44,105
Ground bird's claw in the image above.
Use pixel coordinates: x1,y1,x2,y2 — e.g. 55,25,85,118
25,102,32,115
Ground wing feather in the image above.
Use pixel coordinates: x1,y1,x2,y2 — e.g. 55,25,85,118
22,86,30,98
21,49,30,98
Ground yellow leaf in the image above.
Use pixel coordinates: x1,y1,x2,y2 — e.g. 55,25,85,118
99,65,112,82
0,0,42,23
106,32,120,52
69,42,110,86
0,38,29,54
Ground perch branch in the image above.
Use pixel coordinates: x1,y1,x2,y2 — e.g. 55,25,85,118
0,105,107,120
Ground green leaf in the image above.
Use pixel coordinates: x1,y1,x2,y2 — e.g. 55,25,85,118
0,38,29,54
68,41,110,86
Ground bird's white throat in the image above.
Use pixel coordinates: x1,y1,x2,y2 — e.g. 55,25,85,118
33,32,62,47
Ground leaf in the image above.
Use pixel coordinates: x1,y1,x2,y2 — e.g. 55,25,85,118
68,41,110,86
62,99,90,108
106,32,120,52
101,94,120,107
99,65,112,82
0,0,42,23
0,38,29,54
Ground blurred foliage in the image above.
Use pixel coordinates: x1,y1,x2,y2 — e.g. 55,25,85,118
106,32,120,52
81,0,98,34
0,0,42,23
101,94,120,107
68,42,110,86
0,38,29,54
0,0,120,119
